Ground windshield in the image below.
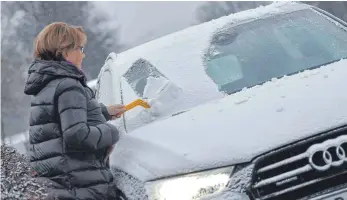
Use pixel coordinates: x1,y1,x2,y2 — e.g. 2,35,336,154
205,9,347,94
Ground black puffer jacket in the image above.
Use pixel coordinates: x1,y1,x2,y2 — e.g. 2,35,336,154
24,60,119,200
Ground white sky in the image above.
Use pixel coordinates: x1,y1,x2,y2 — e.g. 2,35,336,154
92,1,203,48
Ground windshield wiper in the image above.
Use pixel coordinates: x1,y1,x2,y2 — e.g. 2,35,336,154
171,110,188,117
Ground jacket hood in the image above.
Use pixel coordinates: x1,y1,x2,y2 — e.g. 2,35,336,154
24,60,86,95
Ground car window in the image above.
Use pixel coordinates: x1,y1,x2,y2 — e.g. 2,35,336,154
123,58,168,98
121,59,171,130
205,9,347,94
120,76,139,105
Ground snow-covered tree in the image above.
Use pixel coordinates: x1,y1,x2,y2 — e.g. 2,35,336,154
1,2,33,138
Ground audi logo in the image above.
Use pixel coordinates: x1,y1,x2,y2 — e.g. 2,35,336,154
307,135,347,171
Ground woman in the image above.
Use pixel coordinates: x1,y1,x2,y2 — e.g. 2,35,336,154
24,22,125,200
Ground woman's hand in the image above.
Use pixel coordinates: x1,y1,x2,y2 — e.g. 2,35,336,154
106,104,126,120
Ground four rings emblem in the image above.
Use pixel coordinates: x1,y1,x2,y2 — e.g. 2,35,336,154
307,135,347,171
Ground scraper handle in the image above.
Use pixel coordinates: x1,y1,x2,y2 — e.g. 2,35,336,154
124,99,151,111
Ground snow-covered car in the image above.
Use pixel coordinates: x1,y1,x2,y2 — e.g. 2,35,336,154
96,2,347,200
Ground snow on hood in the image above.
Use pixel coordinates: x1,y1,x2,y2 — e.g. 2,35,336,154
110,59,347,181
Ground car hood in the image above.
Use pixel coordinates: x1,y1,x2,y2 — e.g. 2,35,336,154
110,59,347,181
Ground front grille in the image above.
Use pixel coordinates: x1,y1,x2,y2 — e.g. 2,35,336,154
250,126,347,200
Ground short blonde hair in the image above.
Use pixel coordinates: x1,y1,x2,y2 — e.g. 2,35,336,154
33,22,87,60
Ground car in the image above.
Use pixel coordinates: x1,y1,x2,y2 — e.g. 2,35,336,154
95,1,347,200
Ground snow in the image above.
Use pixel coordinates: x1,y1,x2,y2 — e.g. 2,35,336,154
1,144,50,199
254,165,312,188
227,164,254,193
307,134,347,170
312,8,347,32
4,131,29,145
146,81,184,114
112,168,148,200
307,134,347,155
143,76,169,99
87,79,98,89
201,191,250,200
123,77,185,132
252,134,347,188
257,153,307,173
111,59,347,181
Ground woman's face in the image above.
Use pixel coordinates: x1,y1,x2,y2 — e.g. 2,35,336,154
64,46,85,69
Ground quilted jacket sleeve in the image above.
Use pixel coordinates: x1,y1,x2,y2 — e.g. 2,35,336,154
56,79,119,152
99,103,111,121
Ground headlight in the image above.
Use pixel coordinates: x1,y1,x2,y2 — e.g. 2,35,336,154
145,166,234,200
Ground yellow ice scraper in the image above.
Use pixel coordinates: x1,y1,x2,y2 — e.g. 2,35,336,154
125,99,151,111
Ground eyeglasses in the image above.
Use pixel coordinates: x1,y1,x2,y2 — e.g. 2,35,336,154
79,46,84,54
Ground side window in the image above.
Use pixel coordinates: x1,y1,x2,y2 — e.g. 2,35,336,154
122,58,168,100
120,59,169,128
120,76,138,104
97,70,113,106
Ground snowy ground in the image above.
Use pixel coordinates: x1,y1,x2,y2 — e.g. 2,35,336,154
1,144,50,200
